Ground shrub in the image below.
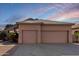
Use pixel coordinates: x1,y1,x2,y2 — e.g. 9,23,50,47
0,31,7,41
0,30,18,43
8,32,18,43
74,31,79,43
74,31,79,37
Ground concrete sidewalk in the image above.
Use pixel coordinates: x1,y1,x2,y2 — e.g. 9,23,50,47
0,42,16,56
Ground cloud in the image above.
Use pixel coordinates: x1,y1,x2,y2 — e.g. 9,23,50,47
32,5,54,15
47,3,79,21
31,3,75,20
3,15,25,24
32,4,67,16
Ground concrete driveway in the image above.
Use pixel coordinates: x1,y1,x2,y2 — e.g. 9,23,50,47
11,44,79,56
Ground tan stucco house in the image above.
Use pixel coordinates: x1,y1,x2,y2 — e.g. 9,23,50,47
72,24,79,42
17,19,74,44
72,24,79,34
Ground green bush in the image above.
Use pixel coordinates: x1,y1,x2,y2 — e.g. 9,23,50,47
0,31,7,41
0,30,18,43
74,31,79,43
8,32,15,40
8,32,18,43
74,31,79,37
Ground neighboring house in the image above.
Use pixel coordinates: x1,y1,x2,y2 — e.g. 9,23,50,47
4,24,19,33
17,19,74,44
72,24,79,42
72,24,79,35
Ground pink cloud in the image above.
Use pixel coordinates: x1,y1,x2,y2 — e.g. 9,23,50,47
48,9,79,20
32,4,65,15
48,10,66,20
47,4,79,20
61,11,79,18
32,4,54,14
31,3,79,20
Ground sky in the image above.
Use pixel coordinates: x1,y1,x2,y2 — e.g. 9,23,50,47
0,3,79,26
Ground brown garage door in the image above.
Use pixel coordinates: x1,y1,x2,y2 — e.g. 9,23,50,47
42,31,68,43
22,30,37,44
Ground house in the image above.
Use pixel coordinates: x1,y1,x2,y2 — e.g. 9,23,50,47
72,24,79,35
17,19,74,44
72,24,79,42
4,24,19,33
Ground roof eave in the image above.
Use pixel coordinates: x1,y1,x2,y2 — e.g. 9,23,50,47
16,22,74,26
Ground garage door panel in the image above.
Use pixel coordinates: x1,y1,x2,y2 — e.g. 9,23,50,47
42,31,67,43
22,30,37,43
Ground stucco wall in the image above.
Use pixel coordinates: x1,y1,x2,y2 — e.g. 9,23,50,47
42,25,71,31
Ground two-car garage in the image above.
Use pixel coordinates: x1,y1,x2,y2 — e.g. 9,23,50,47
22,30,68,44
17,20,73,44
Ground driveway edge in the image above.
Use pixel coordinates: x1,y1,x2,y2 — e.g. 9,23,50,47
2,45,18,56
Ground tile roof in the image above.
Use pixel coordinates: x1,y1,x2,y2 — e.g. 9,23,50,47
17,19,74,25
72,24,79,29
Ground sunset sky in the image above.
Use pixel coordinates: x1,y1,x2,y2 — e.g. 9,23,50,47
0,3,79,25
